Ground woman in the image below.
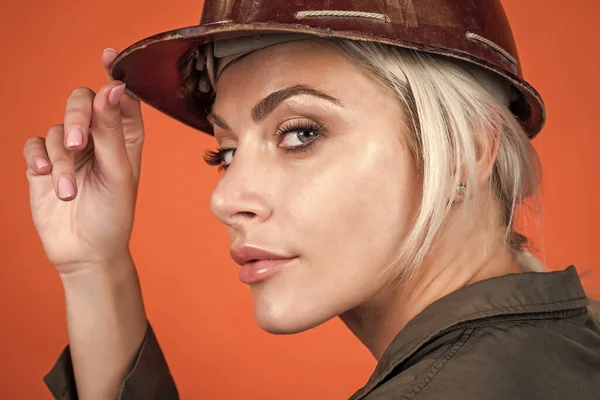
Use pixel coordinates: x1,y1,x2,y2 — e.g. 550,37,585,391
24,1,599,399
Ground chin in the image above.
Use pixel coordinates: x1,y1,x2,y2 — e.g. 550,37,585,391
251,291,332,335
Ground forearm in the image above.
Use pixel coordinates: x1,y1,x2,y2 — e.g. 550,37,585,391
60,253,148,400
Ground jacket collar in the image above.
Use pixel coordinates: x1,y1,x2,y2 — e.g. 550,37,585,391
352,266,589,399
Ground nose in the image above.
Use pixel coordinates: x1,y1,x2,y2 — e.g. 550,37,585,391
210,151,273,227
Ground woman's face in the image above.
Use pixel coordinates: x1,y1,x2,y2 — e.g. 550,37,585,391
209,40,421,334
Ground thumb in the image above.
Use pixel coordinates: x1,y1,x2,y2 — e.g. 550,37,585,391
102,48,144,180
90,81,133,184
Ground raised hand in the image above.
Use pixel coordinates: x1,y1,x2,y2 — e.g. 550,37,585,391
24,48,145,274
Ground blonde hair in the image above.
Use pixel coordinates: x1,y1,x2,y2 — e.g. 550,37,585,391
323,38,544,282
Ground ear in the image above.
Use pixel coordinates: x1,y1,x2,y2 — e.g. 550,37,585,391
474,113,502,186
475,127,501,185
452,113,502,203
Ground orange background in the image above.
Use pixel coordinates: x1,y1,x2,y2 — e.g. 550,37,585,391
1,1,599,398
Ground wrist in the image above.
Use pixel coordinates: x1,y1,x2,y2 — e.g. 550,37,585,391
59,249,148,339
58,249,135,282
58,252,143,307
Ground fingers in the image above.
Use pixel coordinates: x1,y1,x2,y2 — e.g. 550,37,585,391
46,125,78,201
24,136,52,176
64,87,95,152
89,80,133,181
25,46,142,204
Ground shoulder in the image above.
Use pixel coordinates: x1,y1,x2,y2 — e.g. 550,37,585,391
367,316,600,400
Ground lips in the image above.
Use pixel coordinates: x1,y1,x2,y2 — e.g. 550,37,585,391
230,245,297,284
229,245,295,267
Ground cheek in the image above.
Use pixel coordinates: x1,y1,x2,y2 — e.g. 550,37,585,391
284,137,418,275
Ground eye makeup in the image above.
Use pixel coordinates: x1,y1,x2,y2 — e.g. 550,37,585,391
203,118,327,171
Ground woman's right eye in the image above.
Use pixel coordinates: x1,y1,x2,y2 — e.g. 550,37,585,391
203,148,236,171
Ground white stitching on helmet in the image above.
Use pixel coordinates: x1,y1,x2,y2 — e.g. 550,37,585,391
202,20,233,26
295,10,389,23
466,32,518,68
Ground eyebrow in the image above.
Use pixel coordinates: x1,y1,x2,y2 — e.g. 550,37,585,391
206,113,231,131
207,85,343,131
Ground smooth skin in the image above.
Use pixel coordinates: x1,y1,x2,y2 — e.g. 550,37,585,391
25,41,520,399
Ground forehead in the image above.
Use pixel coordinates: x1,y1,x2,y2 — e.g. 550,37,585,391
212,40,379,110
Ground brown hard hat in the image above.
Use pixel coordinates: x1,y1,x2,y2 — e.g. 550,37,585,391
111,0,545,138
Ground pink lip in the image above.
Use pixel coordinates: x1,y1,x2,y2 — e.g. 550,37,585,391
238,258,296,284
230,246,297,284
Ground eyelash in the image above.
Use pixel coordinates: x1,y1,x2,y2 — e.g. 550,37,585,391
203,121,325,172
203,148,234,172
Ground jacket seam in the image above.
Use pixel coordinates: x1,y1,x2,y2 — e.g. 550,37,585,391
452,297,588,320
440,307,588,336
397,328,475,400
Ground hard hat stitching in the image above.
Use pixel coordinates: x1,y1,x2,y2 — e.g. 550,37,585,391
466,32,518,69
295,10,390,23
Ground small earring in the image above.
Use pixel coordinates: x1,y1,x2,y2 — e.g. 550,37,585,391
456,183,467,196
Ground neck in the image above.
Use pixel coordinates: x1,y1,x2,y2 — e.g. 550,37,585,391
339,223,522,360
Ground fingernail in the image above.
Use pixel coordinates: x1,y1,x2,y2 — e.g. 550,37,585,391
66,127,84,148
108,83,126,106
34,157,49,170
103,47,117,55
57,176,75,199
